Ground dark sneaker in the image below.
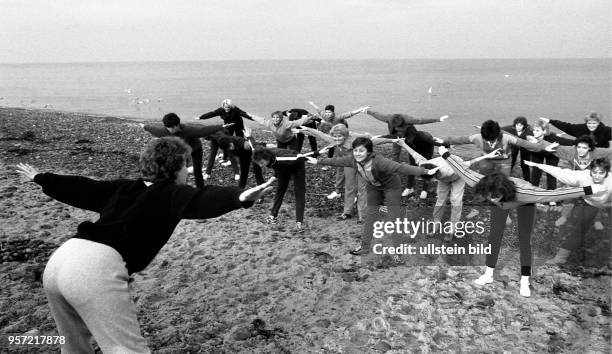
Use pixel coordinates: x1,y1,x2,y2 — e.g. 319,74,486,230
336,214,352,221
349,246,370,256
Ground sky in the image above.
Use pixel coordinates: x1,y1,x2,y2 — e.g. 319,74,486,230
0,0,610,63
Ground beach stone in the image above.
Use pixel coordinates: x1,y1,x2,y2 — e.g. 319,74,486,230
226,324,252,341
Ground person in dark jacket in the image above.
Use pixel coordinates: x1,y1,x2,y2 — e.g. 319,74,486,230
196,98,254,165
501,116,532,181
16,137,274,353
283,108,320,156
253,147,308,232
217,127,265,188
541,112,611,148
142,113,230,188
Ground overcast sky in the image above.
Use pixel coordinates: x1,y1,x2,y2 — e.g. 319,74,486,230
1,0,610,63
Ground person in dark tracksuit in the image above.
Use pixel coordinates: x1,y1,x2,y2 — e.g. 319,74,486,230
217,128,265,188
142,113,228,188
253,147,307,233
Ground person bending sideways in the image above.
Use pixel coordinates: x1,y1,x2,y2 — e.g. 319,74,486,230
15,137,274,353
525,158,611,265
283,108,320,155
250,111,314,152
438,146,605,297
253,147,309,233
141,113,232,189
306,137,436,256
217,127,265,188
196,98,254,165
366,108,449,198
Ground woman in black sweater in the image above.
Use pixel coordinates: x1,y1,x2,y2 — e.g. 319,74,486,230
16,137,274,353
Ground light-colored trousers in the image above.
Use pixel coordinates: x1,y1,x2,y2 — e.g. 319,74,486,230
432,176,465,224
43,238,150,354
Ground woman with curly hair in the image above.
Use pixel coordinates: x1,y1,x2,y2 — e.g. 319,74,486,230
437,146,605,297
16,137,274,353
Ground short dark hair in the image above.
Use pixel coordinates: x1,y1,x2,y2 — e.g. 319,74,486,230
352,137,373,153
591,158,610,173
162,113,180,128
513,116,527,127
253,148,276,166
271,111,284,119
481,120,501,142
218,136,235,150
575,135,595,151
473,172,517,202
140,137,191,183
324,105,335,112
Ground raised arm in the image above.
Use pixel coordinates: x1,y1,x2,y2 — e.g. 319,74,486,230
143,124,170,138
524,161,588,186
437,135,474,145
366,109,393,123
396,139,428,165
237,107,254,121
439,152,484,187
297,126,335,144
184,124,226,138
248,113,271,128
335,106,369,120
197,108,223,120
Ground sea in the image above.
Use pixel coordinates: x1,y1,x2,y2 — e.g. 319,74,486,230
0,59,610,137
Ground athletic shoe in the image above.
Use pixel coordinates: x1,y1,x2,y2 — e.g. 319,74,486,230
295,222,305,233
554,216,567,227
401,188,414,197
594,221,604,230
506,215,512,226
221,160,232,167
336,214,352,220
474,274,494,285
327,191,341,200
466,209,480,219
520,278,531,297
419,191,428,199
234,174,240,181
349,246,369,256
203,173,210,180
265,216,278,225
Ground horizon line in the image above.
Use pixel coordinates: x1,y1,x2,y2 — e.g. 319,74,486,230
1,57,610,65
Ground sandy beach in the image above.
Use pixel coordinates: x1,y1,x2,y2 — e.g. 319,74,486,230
1,107,610,353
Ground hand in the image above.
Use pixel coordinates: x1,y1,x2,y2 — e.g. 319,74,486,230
194,116,200,120
16,163,39,181
426,166,441,176
305,157,318,165
473,125,481,130
544,142,559,152
437,145,449,155
223,122,235,128
484,148,502,159
526,135,537,143
318,144,333,155
523,160,538,167
291,127,304,135
139,123,145,129
394,138,407,146
239,177,276,202
439,115,449,122
360,106,371,114
433,137,444,145
556,132,566,137
538,117,550,123
243,127,251,138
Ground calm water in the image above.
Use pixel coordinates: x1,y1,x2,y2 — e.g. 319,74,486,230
0,59,610,136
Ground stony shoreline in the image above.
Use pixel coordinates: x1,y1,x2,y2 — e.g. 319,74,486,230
1,107,610,353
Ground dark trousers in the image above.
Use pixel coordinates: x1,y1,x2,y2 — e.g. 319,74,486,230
362,184,403,250
270,162,306,222
277,137,301,153
236,153,264,188
192,148,204,189
395,142,433,190
486,204,535,276
562,204,601,251
530,154,559,190
511,147,531,181
296,133,318,155
206,140,238,175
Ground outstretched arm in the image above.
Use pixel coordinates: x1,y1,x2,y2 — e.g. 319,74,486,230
197,108,223,120
335,106,370,120
295,126,335,144
248,113,270,128
438,150,484,187
142,124,170,138
524,160,587,186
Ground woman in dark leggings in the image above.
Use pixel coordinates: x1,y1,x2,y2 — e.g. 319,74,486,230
438,146,604,297
253,148,307,233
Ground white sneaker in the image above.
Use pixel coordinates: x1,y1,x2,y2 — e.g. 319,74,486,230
466,209,480,219
520,278,531,297
554,216,567,227
327,191,341,200
474,274,494,285
401,188,414,197
203,173,210,180
221,161,232,167
234,174,240,181
506,215,512,225
594,221,604,230
187,166,194,174
549,201,557,207
419,191,428,199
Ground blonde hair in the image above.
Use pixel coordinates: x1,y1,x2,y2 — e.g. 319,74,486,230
584,111,602,123
533,118,550,135
329,124,349,138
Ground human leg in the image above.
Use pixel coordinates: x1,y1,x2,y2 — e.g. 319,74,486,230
191,148,204,189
